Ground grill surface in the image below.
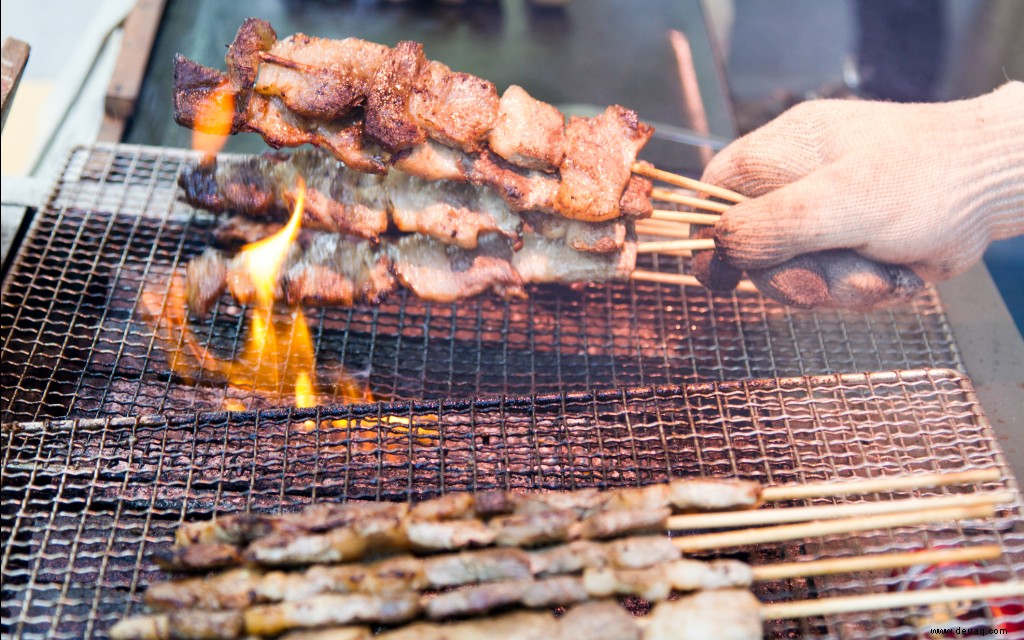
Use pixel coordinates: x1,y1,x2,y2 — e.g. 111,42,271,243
0,144,964,423
2,368,1023,638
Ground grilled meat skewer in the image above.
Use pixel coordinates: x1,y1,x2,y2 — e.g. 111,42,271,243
173,19,654,221
145,535,693,611
162,480,760,570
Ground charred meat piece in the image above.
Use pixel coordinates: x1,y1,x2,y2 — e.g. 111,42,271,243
523,213,626,254
153,542,243,572
511,232,636,284
393,139,472,182
281,233,397,306
410,60,499,153
180,150,389,240
185,248,229,316
574,507,671,540
583,559,753,601
244,592,421,636
422,548,533,587
665,478,763,512
619,173,655,219
404,517,497,551
408,492,476,521
365,41,427,153
226,18,277,101
558,601,642,640
245,526,368,567
645,590,762,640
385,171,522,250
255,35,389,120
490,509,579,547
469,149,558,214
556,105,654,222
374,610,561,640
389,235,527,303
488,85,565,172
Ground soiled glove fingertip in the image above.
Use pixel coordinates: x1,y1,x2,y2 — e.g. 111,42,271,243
692,250,744,291
748,261,831,309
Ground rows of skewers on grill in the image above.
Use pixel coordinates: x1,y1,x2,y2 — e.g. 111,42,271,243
175,19,749,316
111,469,1024,639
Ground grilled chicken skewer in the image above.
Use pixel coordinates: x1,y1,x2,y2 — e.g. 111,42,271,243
162,471,1002,571
111,547,1008,639
165,479,761,564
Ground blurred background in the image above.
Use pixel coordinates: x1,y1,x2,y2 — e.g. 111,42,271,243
2,0,1022,328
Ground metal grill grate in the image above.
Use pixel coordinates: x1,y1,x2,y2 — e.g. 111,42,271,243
2,368,1023,639
1,144,964,424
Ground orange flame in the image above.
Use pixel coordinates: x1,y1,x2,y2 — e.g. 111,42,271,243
192,85,235,158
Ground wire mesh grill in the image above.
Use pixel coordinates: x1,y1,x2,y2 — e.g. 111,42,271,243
2,368,1023,639
0,144,964,424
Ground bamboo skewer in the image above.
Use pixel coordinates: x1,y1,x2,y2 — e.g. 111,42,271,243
635,225,695,240
633,162,747,203
667,491,1015,531
631,269,759,292
672,504,998,552
760,469,1002,502
638,239,716,253
650,187,732,212
762,581,1024,620
650,209,721,225
750,545,1002,582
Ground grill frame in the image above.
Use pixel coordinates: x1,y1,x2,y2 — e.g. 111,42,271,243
3,367,1024,639
1,144,965,424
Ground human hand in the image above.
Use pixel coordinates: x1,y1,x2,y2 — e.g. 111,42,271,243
693,81,1024,309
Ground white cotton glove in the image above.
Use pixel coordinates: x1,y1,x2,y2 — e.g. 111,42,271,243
693,81,1024,309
